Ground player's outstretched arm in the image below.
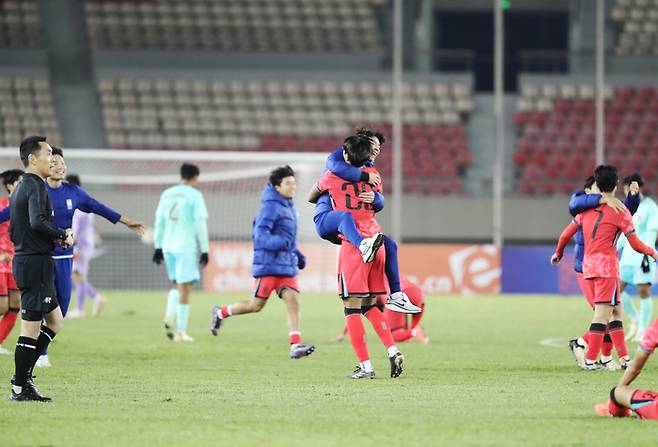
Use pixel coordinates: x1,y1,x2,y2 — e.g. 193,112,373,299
552,222,579,264
626,232,658,260
119,216,145,235
77,187,145,235
618,348,650,387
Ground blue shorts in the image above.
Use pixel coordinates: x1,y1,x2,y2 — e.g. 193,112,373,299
165,252,200,284
621,264,656,286
53,257,73,316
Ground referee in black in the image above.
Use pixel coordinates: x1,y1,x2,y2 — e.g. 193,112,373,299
9,136,73,402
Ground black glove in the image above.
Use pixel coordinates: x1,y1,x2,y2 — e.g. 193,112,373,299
295,249,306,270
642,254,651,273
200,252,209,268
152,248,164,265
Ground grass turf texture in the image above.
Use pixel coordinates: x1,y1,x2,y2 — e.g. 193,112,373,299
1,292,657,446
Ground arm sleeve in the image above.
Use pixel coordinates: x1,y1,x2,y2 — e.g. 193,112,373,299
568,191,602,217
626,232,656,256
372,192,385,212
194,194,209,253
76,187,121,224
625,193,641,216
253,205,288,251
153,195,166,250
555,222,579,257
28,180,66,240
326,148,366,183
0,206,9,224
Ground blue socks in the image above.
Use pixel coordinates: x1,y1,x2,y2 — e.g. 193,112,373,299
621,291,637,321
177,304,190,333
639,297,653,332
165,289,179,320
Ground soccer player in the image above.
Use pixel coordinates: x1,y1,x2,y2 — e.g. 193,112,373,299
153,163,209,343
567,176,640,370
33,147,144,367
552,165,658,371
595,318,658,419
335,275,428,344
9,136,74,401
313,129,421,314
0,169,24,354
617,174,658,342
310,135,404,379
209,166,315,359
66,174,107,318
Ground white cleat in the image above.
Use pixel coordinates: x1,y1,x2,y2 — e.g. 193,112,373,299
599,359,621,371
0,345,12,355
35,354,52,368
359,233,384,263
385,292,422,314
625,319,638,340
174,332,194,343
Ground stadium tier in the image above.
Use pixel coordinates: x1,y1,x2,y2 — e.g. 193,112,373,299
98,78,474,195
84,0,385,52
0,0,41,48
514,83,658,196
612,0,658,56
0,76,60,147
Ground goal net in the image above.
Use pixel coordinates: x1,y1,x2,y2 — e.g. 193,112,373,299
0,148,339,292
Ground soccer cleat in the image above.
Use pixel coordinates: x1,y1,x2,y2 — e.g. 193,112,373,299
10,389,50,402
163,318,175,340
210,306,222,336
10,375,51,402
290,343,316,359
173,332,194,343
620,356,631,370
598,359,621,371
385,292,421,314
35,355,52,368
625,319,639,340
359,233,384,263
581,361,602,371
0,345,11,355
568,339,586,368
348,366,376,379
389,351,404,378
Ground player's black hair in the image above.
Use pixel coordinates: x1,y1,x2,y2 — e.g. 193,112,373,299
269,165,295,187
583,176,595,190
66,174,81,187
19,135,47,167
180,163,200,180
342,135,372,167
1,169,24,192
355,127,386,145
594,165,618,193
623,173,644,188
51,146,64,158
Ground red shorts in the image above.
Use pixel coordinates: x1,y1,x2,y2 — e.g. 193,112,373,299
337,243,387,299
253,276,298,300
0,271,18,296
631,389,658,420
580,277,620,306
576,272,595,309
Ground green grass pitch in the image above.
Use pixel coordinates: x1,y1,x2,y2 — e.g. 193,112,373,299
0,292,657,446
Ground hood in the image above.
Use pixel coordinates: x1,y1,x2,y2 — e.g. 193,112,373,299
261,183,293,207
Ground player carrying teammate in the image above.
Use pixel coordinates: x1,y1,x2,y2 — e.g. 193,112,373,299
617,174,658,342
595,318,658,419
552,165,658,370
153,163,209,343
310,135,404,379
567,175,640,370
0,169,23,354
209,165,315,360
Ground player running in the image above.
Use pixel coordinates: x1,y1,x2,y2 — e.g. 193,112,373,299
617,174,658,342
552,165,658,371
0,169,23,354
313,129,421,314
595,318,658,419
209,166,315,360
153,163,209,343
567,175,640,370
310,135,404,379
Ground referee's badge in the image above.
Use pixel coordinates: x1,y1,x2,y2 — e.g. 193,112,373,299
66,199,73,210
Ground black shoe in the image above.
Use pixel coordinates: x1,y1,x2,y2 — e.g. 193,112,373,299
10,375,51,402
389,351,404,378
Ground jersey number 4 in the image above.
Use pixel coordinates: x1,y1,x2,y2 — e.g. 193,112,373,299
168,203,180,223
342,182,374,211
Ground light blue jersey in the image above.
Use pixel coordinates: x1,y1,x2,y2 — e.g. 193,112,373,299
154,184,209,255
619,196,658,285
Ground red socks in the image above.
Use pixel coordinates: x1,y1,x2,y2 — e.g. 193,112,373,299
345,312,369,362
392,328,413,343
0,308,18,344
608,320,628,358
289,331,301,345
601,332,613,357
220,306,232,319
363,306,394,349
586,323,607,362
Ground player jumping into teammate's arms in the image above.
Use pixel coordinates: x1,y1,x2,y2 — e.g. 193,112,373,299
552,165,658,371
153,163,208,343
310,135,404,379
567,175,640,370
209,165,315,359
313,128,421,314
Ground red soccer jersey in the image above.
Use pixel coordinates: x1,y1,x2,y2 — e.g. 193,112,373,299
574,206,636,279
640,319,658,355
0,196,13,274
316,168,382,238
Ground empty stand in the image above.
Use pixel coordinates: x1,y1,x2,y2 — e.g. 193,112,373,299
611,0,658,57
0,0,42,48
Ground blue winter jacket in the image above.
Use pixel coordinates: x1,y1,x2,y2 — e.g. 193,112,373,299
252,184,304,277
568,190,640,273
